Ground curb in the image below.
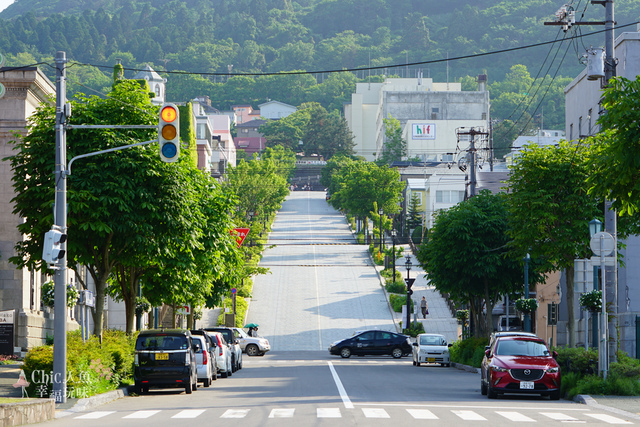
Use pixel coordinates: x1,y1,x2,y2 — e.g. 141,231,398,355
574,394,640,421
55,388,126,418
451,362,479,374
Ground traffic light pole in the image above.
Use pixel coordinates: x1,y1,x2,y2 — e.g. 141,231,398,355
52,51,68,403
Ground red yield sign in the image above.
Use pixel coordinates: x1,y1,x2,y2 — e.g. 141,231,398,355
231,228,250,247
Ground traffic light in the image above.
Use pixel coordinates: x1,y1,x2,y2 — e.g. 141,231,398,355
43,226,67,265
158,103,180,163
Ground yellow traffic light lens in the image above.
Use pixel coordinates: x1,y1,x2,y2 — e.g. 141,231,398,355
161,106,178,122
161,124,177,140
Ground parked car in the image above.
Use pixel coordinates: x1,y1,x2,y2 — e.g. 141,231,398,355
481,334,561,400
190,334,215,387
329,330,412,359
412,333,451,367
206,331,233,378
231,327,271,356
190,329,218,382
205,327,243,371
133,329,198,395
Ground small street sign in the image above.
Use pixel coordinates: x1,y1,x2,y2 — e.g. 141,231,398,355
404,278,416,287
176,305,190,315
231,228,250,247
231,288,237,294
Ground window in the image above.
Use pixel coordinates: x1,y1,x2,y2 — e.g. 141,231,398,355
196,124,206,139
569,124,573,141
588,109,592,135
436,190,465,203
578,116,582,138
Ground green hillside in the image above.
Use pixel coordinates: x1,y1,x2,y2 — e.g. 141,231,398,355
2,0,638,152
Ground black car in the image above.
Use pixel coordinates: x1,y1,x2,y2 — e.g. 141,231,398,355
134,329,198,395
329,330,412,358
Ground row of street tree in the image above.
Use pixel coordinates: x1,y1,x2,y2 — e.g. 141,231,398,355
5,79,291,339
416,76,640,343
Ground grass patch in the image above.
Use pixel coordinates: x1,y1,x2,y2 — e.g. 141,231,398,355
0,398,33,404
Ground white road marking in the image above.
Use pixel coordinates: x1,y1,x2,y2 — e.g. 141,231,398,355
327,361,354,409
74,411,115,419
171,409,206,418
317,408,342,418
496,411,536,422
123,410,160,419
362,408,390,418
540,412,579,421
269,408,295,418
220,409,250,418
585,413,634,424
452,410,487,421
407,408,439,419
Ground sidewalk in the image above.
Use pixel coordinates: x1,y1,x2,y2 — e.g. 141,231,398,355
376,244,459,344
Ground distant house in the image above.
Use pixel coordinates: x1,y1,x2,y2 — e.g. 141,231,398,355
258,100,296,120
235,119,268,157
133,64,166,105
231,105,256,124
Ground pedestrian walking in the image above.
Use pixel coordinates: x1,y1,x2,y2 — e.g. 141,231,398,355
420,296,428,319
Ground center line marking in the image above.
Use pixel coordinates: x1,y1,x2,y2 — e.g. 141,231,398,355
328,361,353,409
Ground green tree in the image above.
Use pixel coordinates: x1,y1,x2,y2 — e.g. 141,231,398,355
377,115,406,165
406,193,422,231
506,141,601,347
417,190,522,337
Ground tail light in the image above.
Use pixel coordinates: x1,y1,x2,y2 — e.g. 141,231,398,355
218,338,223,356
202,347,208,365
185,351,191,366
134,353,139,366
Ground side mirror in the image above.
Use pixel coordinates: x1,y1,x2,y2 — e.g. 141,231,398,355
412,342,418,347
552,350,558,359
484,345,490,351
485,349,491,357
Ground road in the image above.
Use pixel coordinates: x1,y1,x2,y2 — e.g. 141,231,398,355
246,191,395,350
49,191,637,426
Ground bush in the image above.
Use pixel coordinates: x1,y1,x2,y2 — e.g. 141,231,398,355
449,337,488,368
554,346,598,375
404,321,425,337
356,232,365,245
385,281,406,294
389,294,413,313
22,329,136,399
611,353,640,379
216,296,248,327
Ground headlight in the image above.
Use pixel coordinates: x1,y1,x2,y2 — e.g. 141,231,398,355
443,349,449,354
547,366,560,373
491,365,508,373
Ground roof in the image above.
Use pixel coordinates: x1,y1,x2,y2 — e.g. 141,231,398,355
133,64,163,82
236,119,267,128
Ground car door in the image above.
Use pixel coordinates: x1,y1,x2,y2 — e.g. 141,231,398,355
375,331,396,355
352,331,376,355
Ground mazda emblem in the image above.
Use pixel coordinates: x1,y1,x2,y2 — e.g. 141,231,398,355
524,369,531,375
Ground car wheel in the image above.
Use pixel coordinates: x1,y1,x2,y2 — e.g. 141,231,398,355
412,359,416,366
203,376,210,388
487,386,498,399
549,390,561,400
212,370,218,381
185,380,193,394
134,382,142,395
246,344,259,356
340,347,352,358
142,386,149,394
416,361,421,366
221,370,228,378
480,380,487,396
391,347,403,359
231,355,237,372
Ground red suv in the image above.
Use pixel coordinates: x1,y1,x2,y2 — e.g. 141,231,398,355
481,335,561,400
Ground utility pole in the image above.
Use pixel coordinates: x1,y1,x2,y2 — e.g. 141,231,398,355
457,128,488,198
52,51,68,403
545,1,617,362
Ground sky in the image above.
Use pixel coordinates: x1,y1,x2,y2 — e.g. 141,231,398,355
0,0,14,13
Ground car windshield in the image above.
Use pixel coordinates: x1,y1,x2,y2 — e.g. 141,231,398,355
136,335,188,351
235,328,249,338
419,336,445,346
495,339,550,357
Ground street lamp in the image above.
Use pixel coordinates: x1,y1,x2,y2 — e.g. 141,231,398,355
523,253,531,333
391,229,397,285
404,255,413,332
378,207,384,254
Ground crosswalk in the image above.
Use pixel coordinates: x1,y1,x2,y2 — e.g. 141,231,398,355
68,407,636,424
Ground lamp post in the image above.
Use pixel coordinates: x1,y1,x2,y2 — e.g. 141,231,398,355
524,253,531,332
404,255,413,332
589,218,613,379
378,207,384,254
391,229,397,285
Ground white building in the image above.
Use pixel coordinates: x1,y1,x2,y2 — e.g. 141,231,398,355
258,100,296,120
133,65,166,106
192,97,236,176
504,129,565,165
344,77,490,161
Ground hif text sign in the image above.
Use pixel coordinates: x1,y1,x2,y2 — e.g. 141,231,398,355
412,123,436,139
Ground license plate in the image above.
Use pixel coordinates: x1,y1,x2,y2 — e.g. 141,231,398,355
520,381,534,390
155,353,169,361
427,358,436,362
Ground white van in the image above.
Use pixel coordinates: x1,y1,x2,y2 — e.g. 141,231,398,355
497,315,523,331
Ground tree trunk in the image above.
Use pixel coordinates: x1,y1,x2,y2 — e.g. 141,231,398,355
91,275,109,341
566,265,575,347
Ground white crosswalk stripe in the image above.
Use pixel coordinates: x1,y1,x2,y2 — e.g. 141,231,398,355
74,411,115,419
220,409,250,418
407,408,439,419
317,408,342,418
269,408,295,418
585,413,634,424
123,410,160,419
540,412,579,421
171,409,206,418
496,411,536,422
362,408,390,418
452,410,487,421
